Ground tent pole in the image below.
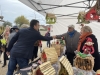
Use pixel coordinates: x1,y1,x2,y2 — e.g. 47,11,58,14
30,0,46,13
88,0,91,8
31,0,88,11
31,0,96,6
31,0,96,12
28,0,39,11
57,15,77,17
55,13,78,15
36,0,90,6
38,6,89,12
90,0,95,7
56,13,78,17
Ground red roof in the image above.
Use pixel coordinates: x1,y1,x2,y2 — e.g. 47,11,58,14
85,7,99,20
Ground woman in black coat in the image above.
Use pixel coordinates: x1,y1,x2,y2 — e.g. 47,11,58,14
0,35,8,67
77,26,100,71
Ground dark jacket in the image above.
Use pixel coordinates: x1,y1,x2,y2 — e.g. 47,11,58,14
56,30,80,53
79,34,100,71
7,27,52,59
45,32,50,37
0,35,3,50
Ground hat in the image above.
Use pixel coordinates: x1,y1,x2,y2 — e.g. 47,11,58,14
68,25,75,28
11,26,19,30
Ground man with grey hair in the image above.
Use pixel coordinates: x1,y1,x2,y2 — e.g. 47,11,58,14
54,25,80,65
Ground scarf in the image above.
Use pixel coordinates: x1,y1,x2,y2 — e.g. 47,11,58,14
0,38,7,45
77,32,92,51
68,30,76,38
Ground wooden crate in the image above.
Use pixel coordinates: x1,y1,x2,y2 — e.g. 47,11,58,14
41,47,58,64
58,56,73,75
35,61,56,75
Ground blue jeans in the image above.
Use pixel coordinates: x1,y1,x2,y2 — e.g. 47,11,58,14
6,57,29,75
47,41,50,48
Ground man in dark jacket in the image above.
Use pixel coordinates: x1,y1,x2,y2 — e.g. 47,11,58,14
54,25,80,65
6,20,53,75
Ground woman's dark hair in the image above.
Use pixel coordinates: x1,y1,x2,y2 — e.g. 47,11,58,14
30,19,39,28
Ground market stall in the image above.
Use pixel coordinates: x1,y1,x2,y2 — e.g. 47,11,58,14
15,0,100,75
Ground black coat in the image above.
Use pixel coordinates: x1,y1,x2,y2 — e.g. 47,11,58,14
45,32,50,37
7,27,52,59
0,35,2,48
80,34,100,71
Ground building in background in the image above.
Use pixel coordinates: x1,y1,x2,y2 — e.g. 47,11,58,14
39,25,51,36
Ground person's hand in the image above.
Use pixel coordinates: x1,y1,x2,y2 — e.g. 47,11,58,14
6,52,10,56
75,50,79,53
52,36,56,39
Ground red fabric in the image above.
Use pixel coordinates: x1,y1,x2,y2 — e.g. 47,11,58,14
56,41,59,44
42,52,47,61
85,8,99,20
39,40,42,47
82,37,94,54
86,37,92,42
82,45,94,54
77,32,92,51
36,69,43,75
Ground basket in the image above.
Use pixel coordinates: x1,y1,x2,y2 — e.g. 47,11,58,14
74,55,94,71
51,44,63,56
41,47,58,64
35,61,56,75
58,56,73,75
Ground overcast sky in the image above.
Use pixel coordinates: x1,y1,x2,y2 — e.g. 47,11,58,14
0,0,45,25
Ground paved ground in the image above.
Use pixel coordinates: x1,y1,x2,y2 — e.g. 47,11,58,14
0,41,47,75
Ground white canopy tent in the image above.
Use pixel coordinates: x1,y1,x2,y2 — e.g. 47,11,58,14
19,0,100,52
